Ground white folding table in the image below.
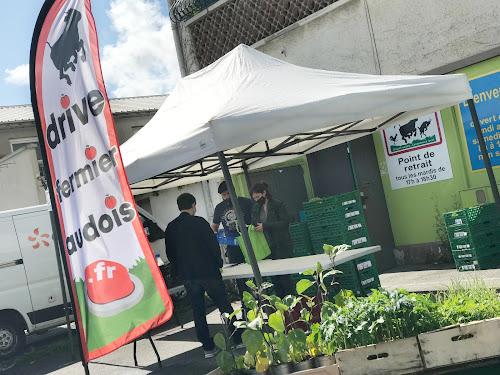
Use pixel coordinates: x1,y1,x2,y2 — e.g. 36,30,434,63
221,245,381,280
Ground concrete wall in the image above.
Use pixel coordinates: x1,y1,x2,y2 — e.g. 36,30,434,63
252,0,500,76
182,0,500,76
0,127,38,159
0,146,45,211
114,114,155,145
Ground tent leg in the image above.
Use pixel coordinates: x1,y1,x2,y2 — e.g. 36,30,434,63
242,162,252,197
217,152,263,286
468,99,500,206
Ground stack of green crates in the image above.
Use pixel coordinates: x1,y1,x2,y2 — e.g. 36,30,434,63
335,254,380,297
288,222,314,257
444,204,500,271
303,196,343,253
303,191,380,296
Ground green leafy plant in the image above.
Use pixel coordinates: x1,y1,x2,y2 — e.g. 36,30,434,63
319,289,442,350
436,279,500,325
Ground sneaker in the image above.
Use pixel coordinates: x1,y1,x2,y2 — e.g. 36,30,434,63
204,347,220,359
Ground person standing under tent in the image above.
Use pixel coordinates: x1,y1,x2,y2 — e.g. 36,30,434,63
211,180,253,264
211,181,253,316
165,193,242,359
250,181,294,298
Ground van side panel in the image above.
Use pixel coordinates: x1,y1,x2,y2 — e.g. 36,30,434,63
0,217,34,331
12,210,66,330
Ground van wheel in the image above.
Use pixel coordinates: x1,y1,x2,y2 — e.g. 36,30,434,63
0,320,25,358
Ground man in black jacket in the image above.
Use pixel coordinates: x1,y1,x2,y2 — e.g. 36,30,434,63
165,193,241,358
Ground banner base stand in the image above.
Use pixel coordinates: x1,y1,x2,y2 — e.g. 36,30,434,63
133,331,162,368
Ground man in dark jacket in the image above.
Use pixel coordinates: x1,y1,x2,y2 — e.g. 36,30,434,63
165,193,241,358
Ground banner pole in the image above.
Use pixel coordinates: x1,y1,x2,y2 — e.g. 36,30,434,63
468,99,500,206
47,196,75,358
217,151,263,286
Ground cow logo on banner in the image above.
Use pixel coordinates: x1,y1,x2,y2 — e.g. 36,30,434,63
30,0,173,361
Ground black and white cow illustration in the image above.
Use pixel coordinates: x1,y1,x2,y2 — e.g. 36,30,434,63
46,8,86,85
399,119,418,144
419,120,431,137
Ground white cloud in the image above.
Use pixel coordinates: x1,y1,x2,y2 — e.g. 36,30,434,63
5,64,29,86
101,0,180,98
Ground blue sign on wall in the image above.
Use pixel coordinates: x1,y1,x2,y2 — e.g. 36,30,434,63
458,70,500,171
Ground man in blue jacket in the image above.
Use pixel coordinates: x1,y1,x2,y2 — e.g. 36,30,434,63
165,193,242,358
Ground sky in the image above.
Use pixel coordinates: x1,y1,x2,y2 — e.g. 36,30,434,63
0,0,180,106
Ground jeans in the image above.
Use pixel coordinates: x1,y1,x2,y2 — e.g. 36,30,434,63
184,277,241,351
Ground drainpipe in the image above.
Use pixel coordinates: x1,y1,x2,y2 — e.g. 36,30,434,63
167,0,187,77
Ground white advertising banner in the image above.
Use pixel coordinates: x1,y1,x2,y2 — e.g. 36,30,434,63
381,112,454,190
30,0,172,361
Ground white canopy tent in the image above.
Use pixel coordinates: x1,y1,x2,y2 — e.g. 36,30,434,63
122,44,497,285
122,44,472,191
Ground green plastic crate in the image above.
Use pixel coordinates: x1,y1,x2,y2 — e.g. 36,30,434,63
336,191,362,206
450,232,500,250
454,252,500,271
307,212,342,228
452,244,500,261
445,204,500,228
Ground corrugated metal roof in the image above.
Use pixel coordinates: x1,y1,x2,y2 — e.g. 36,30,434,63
0,95,168,125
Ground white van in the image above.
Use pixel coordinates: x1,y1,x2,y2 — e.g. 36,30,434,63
0,204,168,358
0,204,66,358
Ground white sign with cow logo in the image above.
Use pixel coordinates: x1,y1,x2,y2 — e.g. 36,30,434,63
381,112,453,190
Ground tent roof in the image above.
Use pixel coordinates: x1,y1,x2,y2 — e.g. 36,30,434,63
122,45,472,192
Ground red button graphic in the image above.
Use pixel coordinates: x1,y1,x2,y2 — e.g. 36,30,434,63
85,260,134,304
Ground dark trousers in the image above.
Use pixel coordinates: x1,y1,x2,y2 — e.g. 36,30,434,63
271,275,294,298
226,245,248,305
184,277,241,350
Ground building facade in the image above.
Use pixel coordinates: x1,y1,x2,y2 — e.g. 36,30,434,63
169,0,500,267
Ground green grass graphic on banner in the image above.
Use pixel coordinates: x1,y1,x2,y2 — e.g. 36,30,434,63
390,135,436,153
74,258,165,352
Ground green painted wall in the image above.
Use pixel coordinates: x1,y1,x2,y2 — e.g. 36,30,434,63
373,56,500,246
231,156,314,200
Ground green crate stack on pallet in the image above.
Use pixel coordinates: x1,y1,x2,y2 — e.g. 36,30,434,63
304,191,380,296
289,222,314,257
444,203,500,271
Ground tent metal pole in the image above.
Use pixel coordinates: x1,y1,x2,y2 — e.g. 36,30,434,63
468,99,500,206
241,162,252,197
217,152,263,286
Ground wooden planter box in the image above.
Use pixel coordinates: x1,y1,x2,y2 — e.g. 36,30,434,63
418,317,500,369
335,337,424,375
208,318,500,375
293,364,339,375
206,364,340,375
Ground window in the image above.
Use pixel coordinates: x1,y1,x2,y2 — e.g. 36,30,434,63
9,137,45,179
